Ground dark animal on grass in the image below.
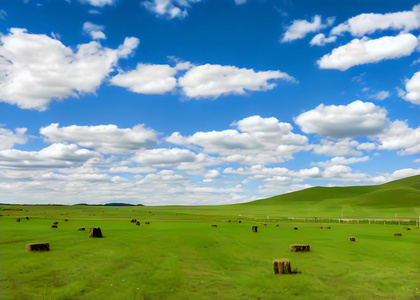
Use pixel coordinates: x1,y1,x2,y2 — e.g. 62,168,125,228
406,228,411,231
273,259,291,274
26,243,50,252
293,227,298,230
131,219,137,223
349,236,356,242
53,222,58,225
394,233,402,236
289,244,310,252
145,222,150,225
264,224,267,226
16,218,20,222
212,224,218,227
65,219,68,221
136,221,140,225
89,227,103,238
26,217,29,220
238,221,241,223
51,225,58,228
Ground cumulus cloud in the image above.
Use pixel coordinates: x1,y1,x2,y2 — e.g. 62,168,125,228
110,64,177,94
138,169,186,183
390,167,420,179
205,170,220,178
315,156,370,167
132,148,198,165
83,22,106,40
404,71,420,105
282,15,335,42
317,34,418,71
0,127,28,150
294,100,389,139
331,5,420,36
0,143,101,169
142,0,200,19
178,64,295,99
376,120,420,155
310,33,337,46
40,123,158,154
167,115,308,164
312,139,363,157
0,28,139,110
109,166,156,174
82,0,116,7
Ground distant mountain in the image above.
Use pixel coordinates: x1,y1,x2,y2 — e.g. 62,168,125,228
104,203,144,206
244,175,420,209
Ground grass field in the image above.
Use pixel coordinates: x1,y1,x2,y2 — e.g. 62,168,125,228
1,176,419,299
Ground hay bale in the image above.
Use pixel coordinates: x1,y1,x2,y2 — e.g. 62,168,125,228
211,224,218,227
77,227,85,231
394,233,402,236
293,227,298,230
349,236,356,242
131,219,137,223
145,222,150,225
51,225,58,228
136,221,140,226
53,222,58,225
273,259,291,274
89,227,103,238
264,224,267,226
228,220,231,223
26,243,50,252
326,226,331,229
252,226,258,232
289,244,310,252
238,221,241,223
276,224,279,227
26,217,29,220
65,219,68,221
406,228,411,231
320,226,323,229
16,218,20,222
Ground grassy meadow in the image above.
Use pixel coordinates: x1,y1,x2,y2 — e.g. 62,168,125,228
1,176,419,299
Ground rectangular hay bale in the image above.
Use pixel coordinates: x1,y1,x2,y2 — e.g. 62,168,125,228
289,244,310,252
26,243,50,252
273,259,291,274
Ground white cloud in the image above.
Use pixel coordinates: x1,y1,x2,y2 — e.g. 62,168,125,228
368,90,390,101
205,170,220,178
0,127,28,150
178,64,295,99
0,143,101,169
235,0,246,5
0,28,139,110
404,71,420,105
138,169,186,183
82,0,116,7
40,123,158,154
315,156,370,167
83,22,106,40
376,120,420,155
141,0,200,19
317,34,418,71
331,5,420,36
167,115,308,164
132,148,198,165
390,168,420,180
310,33,337,46
110,64,177,94
312,139,363,157
108,166,156,174
282,15,335,42
294,100,389,139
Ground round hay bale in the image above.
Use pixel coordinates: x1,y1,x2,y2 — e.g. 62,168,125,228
276,224,279,227
77,227,85,231
89,227,103,238
326,226,331,229
273,259,291,274
349,236,356,242
16,218,20,222
252,226,258,232
51,224,58,228
228,220,231,223
289,244,310,252
26,243,50,252
293,227,298,230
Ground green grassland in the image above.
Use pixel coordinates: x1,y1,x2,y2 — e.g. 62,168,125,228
0,176,419,299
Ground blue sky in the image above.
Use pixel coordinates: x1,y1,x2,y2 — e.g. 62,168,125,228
0,0,419,205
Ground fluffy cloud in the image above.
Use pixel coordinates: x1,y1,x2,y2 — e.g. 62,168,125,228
132,148,198,165
331,5,420,36
310,33,337,46
317,34,418,71
390,167,420,179
312,139,363,157
167,115,308,164
178,64,295,99
0,28,139,110
0,143,101,169
282,15,335,42
0,127,28,150
83,22,106,40
404,71,420,105
108,166,157,174
376,121,420,155
294,100,389,139
40,123,158,154
205,170,220,178
110,64,177,94
315,156,370,167
141,0,200,19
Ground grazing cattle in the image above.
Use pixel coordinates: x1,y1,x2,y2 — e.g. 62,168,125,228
293,227,298,230
51,225,58,228
349,236,356,242
211,225,218,227
394,233,402,236
26,217,29,220
145,222,150,225
136,221,140,225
